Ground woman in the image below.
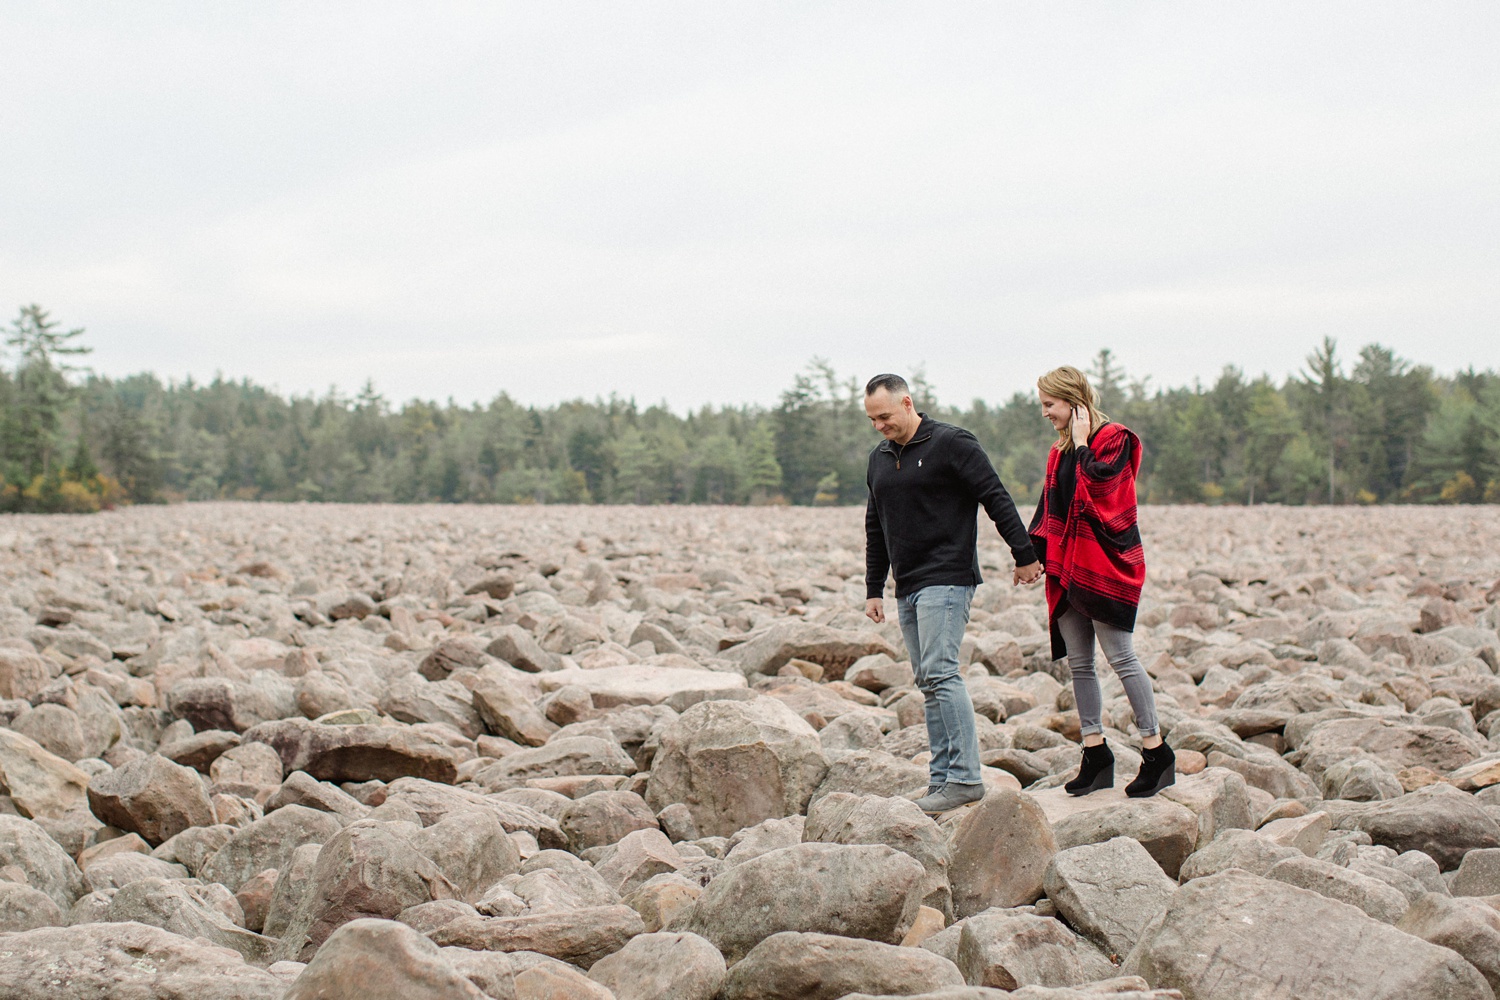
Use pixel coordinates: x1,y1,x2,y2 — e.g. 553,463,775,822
1021,366,1174,797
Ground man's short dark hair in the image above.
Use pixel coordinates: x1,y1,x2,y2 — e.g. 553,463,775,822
865,373,909,398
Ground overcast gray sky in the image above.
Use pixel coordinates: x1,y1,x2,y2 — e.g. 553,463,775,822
3,3,1497,411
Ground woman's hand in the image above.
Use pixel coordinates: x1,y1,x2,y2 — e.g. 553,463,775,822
1071,406,1091,448
1013,561,1043,586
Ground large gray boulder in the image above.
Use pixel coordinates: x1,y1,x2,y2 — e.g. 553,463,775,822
1157,767,1255,850
723,814,805,866
1124,868,1494,999
378,674,484,739
264,770,369,821
1348,783,1500,869
263,843,323,938
86,754,216,846
1321,755,1405,801
587,930,726,1000
1179,828,1301,880
277,819,463,961
947,789,1057,918
803,792,952,915
201,803,343,891
646,698,828,838
0,728,90,819
1264,855,1411,924
0,881,64,931
718,931,964,1000
167,674,296,734
152,824,237,878
1043,837,1178,957
106,877,276,964
1452,848,1500,897
469,666,557,747
485,624,552,673
812,748,928,801
0,921,285,999
408,808,521,903
1398,893,1500,992
681,842,925,963
0,815,86,910
438,947,518,1000
1295,717,1486,779
10,704,88,763
82,853,189,892
208,741,285,801
560,789,659,852
594,828,685,896
1050,796,1198,879
957,912,1117,991
283,917,487,1000
0,647,55,701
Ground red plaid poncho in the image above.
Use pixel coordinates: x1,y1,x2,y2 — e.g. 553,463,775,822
1027,421,1146,660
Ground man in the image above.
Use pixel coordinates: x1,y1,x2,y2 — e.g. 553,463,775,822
863,373,1043,814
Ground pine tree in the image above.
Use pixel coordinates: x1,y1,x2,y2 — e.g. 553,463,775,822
3,305,91,481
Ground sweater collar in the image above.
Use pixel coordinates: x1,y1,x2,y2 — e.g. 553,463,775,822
878,414,932,453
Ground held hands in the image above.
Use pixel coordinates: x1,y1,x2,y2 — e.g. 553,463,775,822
865,598,885,624
1071,406,1091,448
1013,561,1044,586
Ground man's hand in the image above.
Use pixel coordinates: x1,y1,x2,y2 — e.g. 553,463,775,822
865,598,885,624
1013,561,1044,586
1071,405,1091,448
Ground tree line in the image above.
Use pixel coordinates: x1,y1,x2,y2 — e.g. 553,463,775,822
2,304,1498,513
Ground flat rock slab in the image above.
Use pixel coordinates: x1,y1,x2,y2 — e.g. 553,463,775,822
718,931,965,1000
538,665,747,708
241,718,460,784
427,904,645,969
724,622,899,679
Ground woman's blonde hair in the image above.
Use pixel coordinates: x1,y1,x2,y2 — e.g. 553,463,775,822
1037,366,1109,453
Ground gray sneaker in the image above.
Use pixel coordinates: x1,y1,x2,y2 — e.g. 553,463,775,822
913,783,986,815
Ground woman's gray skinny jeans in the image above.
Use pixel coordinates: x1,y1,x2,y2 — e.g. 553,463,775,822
1056,606,1160,738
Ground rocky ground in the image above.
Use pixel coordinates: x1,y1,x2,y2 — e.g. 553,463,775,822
1,501,1499,1000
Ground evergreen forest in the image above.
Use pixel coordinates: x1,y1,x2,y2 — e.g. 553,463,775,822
3,304,1499,514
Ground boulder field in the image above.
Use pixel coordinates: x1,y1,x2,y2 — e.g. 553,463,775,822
0,501,1497,999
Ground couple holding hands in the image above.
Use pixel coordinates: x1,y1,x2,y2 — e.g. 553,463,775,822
861,366,1174,815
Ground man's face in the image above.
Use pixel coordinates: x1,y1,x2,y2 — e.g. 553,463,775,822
865,388,916,442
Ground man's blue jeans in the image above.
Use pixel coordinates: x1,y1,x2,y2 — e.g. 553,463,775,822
897,584,981,787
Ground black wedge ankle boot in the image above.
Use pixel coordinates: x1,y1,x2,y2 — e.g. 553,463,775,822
1127,742,1177,797
1065,741,1114,796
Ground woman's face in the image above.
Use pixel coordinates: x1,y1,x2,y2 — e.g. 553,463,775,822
1039,390,1073,431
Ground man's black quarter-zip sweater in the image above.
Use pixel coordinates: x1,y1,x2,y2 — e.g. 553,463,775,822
865,415,1038,600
